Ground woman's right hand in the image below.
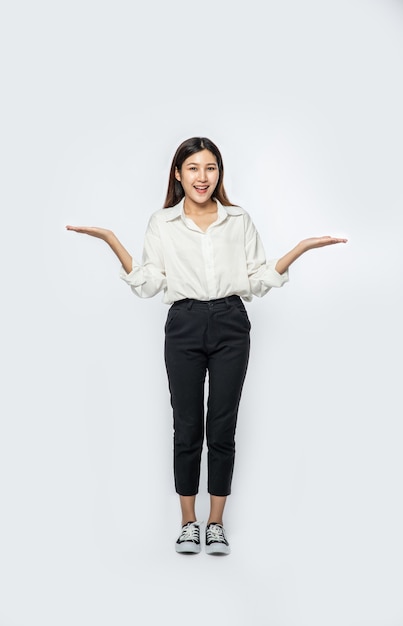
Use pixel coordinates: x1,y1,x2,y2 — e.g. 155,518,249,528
65,225,113,242
66,225,133,273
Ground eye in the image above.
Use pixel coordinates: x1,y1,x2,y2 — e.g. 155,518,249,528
208,166,217,171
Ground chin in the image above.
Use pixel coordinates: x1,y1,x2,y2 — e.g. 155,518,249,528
193,193,214,203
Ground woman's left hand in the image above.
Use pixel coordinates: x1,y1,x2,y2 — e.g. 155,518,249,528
300,236,348,252
275,236,348,274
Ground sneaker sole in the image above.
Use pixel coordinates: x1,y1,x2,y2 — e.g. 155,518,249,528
205,543,231,555
175,542,201,554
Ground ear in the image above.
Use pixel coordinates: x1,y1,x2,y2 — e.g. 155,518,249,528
175,167,181,182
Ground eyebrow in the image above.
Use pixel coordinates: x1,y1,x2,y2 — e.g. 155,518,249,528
186,162,217,166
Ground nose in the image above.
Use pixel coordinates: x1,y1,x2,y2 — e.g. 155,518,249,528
197,168,208,182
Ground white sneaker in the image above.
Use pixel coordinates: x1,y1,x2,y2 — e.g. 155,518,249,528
175,521,201,554
205,523,231,555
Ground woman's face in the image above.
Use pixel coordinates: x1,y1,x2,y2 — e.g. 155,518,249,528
175,149,219,205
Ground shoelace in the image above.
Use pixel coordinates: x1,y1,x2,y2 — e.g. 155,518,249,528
206,524,227,543
179,522,200,542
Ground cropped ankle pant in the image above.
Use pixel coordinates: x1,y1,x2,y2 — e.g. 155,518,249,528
164,295,250,497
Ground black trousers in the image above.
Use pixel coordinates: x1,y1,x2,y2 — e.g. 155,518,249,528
164,295,250,496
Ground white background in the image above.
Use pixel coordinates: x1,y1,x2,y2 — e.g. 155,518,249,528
1,1,403,624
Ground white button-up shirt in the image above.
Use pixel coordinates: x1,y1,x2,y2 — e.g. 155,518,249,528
120,199,289,304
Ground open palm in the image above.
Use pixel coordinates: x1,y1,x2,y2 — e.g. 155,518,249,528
65,225,112,241
302,236,348,251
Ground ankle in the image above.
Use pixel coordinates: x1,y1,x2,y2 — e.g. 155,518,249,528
182,519,197,526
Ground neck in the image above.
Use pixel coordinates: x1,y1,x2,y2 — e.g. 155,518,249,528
184,197,217,215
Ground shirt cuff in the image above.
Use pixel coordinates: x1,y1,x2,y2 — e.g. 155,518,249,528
119,262,146,287
267,261,289,287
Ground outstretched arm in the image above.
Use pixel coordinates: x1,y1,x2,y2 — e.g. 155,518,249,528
275,236,348,275
65,226,133,274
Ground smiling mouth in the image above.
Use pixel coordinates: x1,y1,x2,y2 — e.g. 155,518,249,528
194,186,209,192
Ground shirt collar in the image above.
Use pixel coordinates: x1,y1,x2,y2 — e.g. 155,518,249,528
162,198,243,222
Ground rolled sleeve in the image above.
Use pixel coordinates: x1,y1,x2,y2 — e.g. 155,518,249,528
120,215,167,298
244,213,289,297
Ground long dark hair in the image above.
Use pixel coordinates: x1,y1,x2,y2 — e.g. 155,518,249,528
163,137,232,208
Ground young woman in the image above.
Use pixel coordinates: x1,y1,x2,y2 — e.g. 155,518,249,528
66,137,347,556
